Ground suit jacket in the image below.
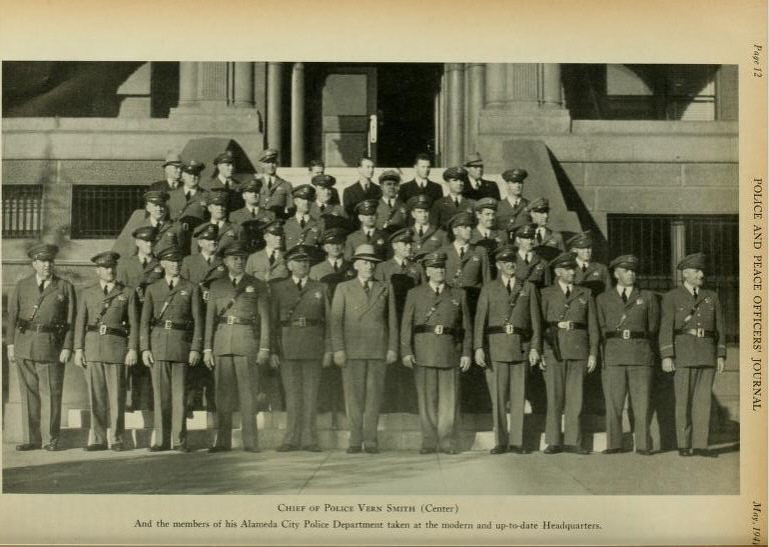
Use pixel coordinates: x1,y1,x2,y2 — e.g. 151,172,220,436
284,216,324,250
270,278,331,359
344,228,390,260
596,287,659,367
398,179,444,207
534,227,565,251
430,195,475,230
400,284,471,368
209,176,245,211
463,178,500,201
375,197,409,231
474,278,542,362
7,274,76,361
180,253,227,302
168,187,210,222
540,284,599,360
140,277,203,361
229,206,275,226
245,248,290,282
330,278,398,359
74,282,138,362
204,274,271,357
149,179,182,192
257,175,293,213
440,243,490,289
575,261,612,297
411,225,449,255
116,255,165,303
515,252,552,288
374,258,423,321
342,181,382,218
659,286,726,367
496,197,530,230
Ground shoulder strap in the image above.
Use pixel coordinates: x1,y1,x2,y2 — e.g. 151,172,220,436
217,284,249,319
504,280,526,324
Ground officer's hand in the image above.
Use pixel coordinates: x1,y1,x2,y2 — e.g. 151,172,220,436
333,350,347,368
189,350,200,367
6,345,15,364
460,356,472,372
529,348,541,367
474,348,487,368
539,355,547,371
717,357,726,374
74,349,86,369
142,350,155,367
587,355,597,373
203,350,215,370
662,357,675,373
322,352,333,368
402,355,415,369
270,354,281,369
257,348,270,366
59,349,71,364
124,349,137,367
386,350,398,365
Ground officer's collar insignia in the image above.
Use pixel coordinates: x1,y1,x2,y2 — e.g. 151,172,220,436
217,266,225,271
180,289,189,296
314,291,322,299
578,297,587,305
57,294,65,301
118,294,127,301
636,298,644,305
377,238,385,245
246,286,255,293
154,267,163,273
472,256,480,262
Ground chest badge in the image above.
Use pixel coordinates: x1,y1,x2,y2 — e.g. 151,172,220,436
246,286,255,293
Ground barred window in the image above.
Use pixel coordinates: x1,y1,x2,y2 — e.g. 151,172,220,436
607,214,739,343
2,185,43,238
71,185,146,239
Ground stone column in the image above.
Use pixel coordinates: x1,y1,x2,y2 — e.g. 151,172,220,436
445,63,465,167
267,62,284,152
542,63,563,108
290,62,305,167
233,62,254,108
177,62,198,108
484,63,506,108
504,64,540,110
466,63,485,153
195,62,228,108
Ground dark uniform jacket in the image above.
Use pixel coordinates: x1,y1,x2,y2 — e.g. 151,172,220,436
474,277,542,362
515,252,552,288
441,243,490,289
74,282,138,363
245,249,290,282
596,287,659,366
309,202,346,221
540,284,599,360
430,195,475,230
374,258,422,285
7,274,76,362
139,277,203,361
330,278,398,360
204,274,271,357
470,228,507,249
270,278,331,359
496,197,530,230
168,187,210,222
180,253,227,302
344,228,390,260
284,216,324,250
411,225,449,255
116,255,165,303
190,221,241,256
136,217,186,255
342,181,382,218
659,286,726,368
401,284,471,368
149,179,182,192
229,206,275,226
398,179,444,206
574,261,612,297
311,258,354,281
375,197,409,232
534,227,565,251
463,178,500,201
209,176,244,211
257,176,293,213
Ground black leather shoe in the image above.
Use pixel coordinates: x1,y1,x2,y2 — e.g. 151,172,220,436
43,442,60,451
175,445,191,453
440,448,458,455
15,443,40,451
243,447,261,453
509,445,529,454
636,449,653,456
678,448,694,457
565,445,590,455
111,443,125,452
489,445,507,455
346,446,362,454
84,443,108,452
208,446,231,453
692,448,718,458
364,446,379,454
148,445,169,452
543,445,562,454
276,444,298,452
602,448,623,455
419,447,437,455
302,445,322,452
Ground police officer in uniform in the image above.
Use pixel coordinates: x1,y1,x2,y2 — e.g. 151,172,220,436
401,251,472,455
209,151,244,212
527,198,565,251
229,177,276,226
513,224,552,289
470,198,506,254
474,245,541,454
310,228,354,285
140,246,203,452
7,243,76,451
284,184,324,250
270,245,332,452
168,160,209,224
309,174,347,226
149,152,183,192
409,195,449,255
257,148,293,217
73,251,138,451
660,252,726,457
139,190,184,255
344,199,390,260
204,242,271,453
539,252,599,454
245,219,290,282
376,170,409,233
430,167,475,230
190,191,241,255
596,254,659,455
496,169,531,230
331,244,399,454
569,231,612,297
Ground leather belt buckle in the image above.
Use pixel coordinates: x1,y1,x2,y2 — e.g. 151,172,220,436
434,325,444,335
297,317,307,328
99,324,107,336
226,316,235,325
505,324,514,335
164,320,173,330
622,329,630,340
558,321,574,330
696,327,705,338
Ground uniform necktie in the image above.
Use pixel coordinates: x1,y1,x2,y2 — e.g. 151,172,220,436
366,230,372,242
454,197,459,208
459,246,465,259
524,254,530,266
400,260,406,272
38,280,45,293
435,286,440,297
565,286,571,299
333,260,339,272
103,284,109,296
168,280,174,291
582,263,588,273
536,230,543,244
693,287,698,299
185,192,190,201
142,258,148,269
388,199,393,209
506,280,512,295
513,199,519,208
363,281,370,295
267,177,273,191
300,217,306,229
296,279,303,291
206,256,211,265
417,226,424,238
251,208,257,218
231,277,237,287
621,288,628,303
320,204,326,213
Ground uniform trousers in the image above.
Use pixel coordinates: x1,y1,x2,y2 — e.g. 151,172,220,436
603,365,652,451
214,355,259,450
128,363,153,410
186,365,216,411
674,366,716,449
16,359,64,446
485,361,527,448
86,362,127,445
414,365,459,450
150,361,187,447
280,359,322,447
342,359,386,448
543,357,586,446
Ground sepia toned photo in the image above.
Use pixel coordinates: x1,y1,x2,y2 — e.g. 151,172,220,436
0,1,765,546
